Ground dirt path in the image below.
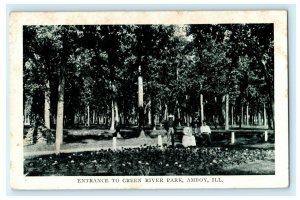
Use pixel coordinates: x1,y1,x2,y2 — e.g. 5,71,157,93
24,136,274,158
24,136,164,157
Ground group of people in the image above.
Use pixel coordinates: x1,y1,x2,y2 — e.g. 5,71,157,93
166,115,212,148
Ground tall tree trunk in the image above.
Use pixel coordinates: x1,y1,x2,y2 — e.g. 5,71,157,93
266,101,274,129
263,103,268,127
151,98,156,129
231,105,234,126
81,114,84,124
225,94,229,130
261,61,274,129
164,104,168,121
138,67,145,137
246,104,249,126
74,114,77,126
24,107,27,124
220,95,225,127
110,100,115,130
52,114,56,125
120,113,124,125
115,100,120,123
99,115,102,125
148,100,152,126
200,93,204,123
24,100,31,125
55,65,65,154
44,80,51,129
241,106,244,128
256,100,260,125
159,102,163,126
177,104,181,127
185,95,189,126
92,110,96,125
87,105,90,127
55,30,69,154
214,97,218,128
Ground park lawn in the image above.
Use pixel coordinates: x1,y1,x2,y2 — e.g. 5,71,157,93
221,159,275,175
24,136,161,157
24,128,274,157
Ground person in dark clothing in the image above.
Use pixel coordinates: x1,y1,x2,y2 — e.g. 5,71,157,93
166,115,175,148
200,120,212,145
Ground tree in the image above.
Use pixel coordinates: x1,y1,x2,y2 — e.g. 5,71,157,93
187,24,274,129
24,23,275,149
24,25,63,143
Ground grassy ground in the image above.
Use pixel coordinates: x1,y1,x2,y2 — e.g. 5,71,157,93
24,128,274,153
221,160,275,175
24,128,275,175
24,136,161,157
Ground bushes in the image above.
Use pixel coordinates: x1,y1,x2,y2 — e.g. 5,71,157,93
24,146,274,176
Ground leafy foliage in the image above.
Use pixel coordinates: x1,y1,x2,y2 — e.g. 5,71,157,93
23,24,274,130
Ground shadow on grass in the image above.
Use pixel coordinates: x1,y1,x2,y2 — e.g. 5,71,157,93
64,134,113,143
64,129,142,143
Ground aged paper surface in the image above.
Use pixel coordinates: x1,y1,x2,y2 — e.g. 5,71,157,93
10,11,288,189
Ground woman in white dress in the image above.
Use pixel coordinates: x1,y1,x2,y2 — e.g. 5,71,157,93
182,126,196,147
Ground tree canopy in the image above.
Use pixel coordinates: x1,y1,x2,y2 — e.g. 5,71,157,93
23,24,274,134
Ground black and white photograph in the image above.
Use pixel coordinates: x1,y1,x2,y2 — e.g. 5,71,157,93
9,11,288,189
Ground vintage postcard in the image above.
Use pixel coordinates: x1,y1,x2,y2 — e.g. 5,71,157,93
10,11,288,189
